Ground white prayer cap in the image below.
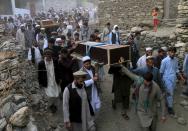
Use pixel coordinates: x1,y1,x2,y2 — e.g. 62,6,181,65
161,47,168,51
40,28,45,30
35,24,40,27
20,24,25,27
56,38,62,42
82,56,91,63
146,56,154,60
73,70,87,76
113,25,118,29
145,47,153,51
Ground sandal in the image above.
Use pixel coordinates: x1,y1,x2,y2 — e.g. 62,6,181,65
122,113,130,120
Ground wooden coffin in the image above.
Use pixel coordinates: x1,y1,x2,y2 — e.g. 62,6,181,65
74,42,131,65
40,20,59,28
74,42,87,56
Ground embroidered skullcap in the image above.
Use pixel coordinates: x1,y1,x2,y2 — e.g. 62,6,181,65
73,70,87,76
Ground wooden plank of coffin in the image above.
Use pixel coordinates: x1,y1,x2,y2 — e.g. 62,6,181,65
74,43,86,56
90,45,130,65
74,42,104,56
109,46,130,65
90,47,108,64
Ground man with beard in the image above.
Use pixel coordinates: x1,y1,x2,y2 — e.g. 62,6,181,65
137,47,153,68
133,56,161,88
137,72,166,131
36,28,47,50
16,24,26,57
46,38,61,61
34,24,41,39
38,49,61,113
154,48,165,69
126,33,139,69
80,56,101,113
120,66,166,131
160,47,185,115
63,70,96,131
108,63,133,120
58,48,74,98
28,41,43,65
25,24,35,50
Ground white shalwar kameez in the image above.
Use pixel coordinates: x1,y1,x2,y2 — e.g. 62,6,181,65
63,83,96,131
44,59,60,98
137,54,147,68
84,69,101,113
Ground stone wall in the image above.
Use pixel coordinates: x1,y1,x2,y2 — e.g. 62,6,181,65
98,0,164,29
0,38,44,130
140,31,175,50
169,0,180,19
175,0,188,63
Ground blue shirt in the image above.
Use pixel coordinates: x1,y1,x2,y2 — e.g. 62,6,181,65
160,56,179,78
133,66,160,83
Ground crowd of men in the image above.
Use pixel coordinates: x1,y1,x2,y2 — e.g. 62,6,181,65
1,7,188,131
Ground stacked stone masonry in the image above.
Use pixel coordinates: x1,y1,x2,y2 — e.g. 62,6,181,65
98,0,164,29
175,0,188,62
0,38,40,130
169,0,181,19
